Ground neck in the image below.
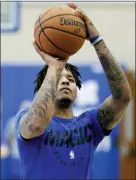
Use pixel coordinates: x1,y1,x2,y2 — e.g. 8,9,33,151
54,106,73,119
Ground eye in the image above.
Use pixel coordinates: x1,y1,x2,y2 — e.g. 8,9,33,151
69,79,75,83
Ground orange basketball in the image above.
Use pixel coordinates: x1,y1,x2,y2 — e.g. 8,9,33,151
34,5,87,59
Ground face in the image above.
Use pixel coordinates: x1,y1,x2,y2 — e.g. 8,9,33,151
55,68,77,106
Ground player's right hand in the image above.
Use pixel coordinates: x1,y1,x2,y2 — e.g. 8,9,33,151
33,41,69,67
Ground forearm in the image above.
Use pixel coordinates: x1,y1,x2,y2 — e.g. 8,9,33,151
68,4,132,130
31,65,62,121
20,65,63,138
94,40,131,102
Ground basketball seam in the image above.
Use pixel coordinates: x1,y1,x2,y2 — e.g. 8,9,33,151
38,15,45,52
40,6,56,21
34,6,56,36
35,14,86,36
38,12,70,55
41,29,70,55
43,27,85,39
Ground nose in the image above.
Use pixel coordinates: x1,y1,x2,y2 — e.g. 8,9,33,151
61,77,70,86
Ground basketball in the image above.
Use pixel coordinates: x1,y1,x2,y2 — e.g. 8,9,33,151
34,5,87,58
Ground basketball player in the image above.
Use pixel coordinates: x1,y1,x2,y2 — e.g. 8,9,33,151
15,2,131,179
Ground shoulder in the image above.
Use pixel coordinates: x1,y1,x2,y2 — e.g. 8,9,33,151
77,108,98,122
15,107,46,145
72,108,99,131
15,107,29,130
77,108,111,136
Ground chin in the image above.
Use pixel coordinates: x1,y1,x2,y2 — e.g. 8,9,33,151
55,96,73,109
57,94,73,101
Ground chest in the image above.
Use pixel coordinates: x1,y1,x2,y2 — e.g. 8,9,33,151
44,121,94,148
40,121,94,164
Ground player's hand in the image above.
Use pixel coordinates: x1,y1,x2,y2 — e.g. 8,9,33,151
67,2,100,40
33,42,69,67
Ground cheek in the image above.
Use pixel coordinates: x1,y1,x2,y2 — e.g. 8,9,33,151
72,86,77,97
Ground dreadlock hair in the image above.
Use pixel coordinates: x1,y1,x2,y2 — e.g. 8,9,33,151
34,63,82,94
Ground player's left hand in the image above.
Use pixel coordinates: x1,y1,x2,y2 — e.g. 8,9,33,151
67,2,100,40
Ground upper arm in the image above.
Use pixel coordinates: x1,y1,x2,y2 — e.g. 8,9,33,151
15,108,46,145
15,108,46,171
97,95,130,130
19,113,45,140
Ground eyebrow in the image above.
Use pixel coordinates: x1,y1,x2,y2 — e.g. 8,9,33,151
67,74,74,79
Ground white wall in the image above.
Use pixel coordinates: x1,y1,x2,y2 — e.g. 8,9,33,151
1,2,135,70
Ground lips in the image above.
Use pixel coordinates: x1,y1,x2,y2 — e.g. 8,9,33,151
60,87,71,92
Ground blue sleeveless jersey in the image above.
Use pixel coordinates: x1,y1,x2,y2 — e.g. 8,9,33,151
15,107,109,179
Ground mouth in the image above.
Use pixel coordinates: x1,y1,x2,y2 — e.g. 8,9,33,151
60,87,71,92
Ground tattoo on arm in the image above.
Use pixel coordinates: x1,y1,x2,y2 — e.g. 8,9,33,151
27,122,43,134
24,66,63,135
95,41,129,101
97,103,114,128
31,79,55,118
94,41,131,130
31,66,63,117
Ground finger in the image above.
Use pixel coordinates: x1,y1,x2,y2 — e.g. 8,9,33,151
67,2,88,21
67,2,77,9
75,8,88,21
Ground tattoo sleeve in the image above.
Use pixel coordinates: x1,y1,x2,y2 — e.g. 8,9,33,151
20,66,63,138
95,40,130,101
94,40,131,129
